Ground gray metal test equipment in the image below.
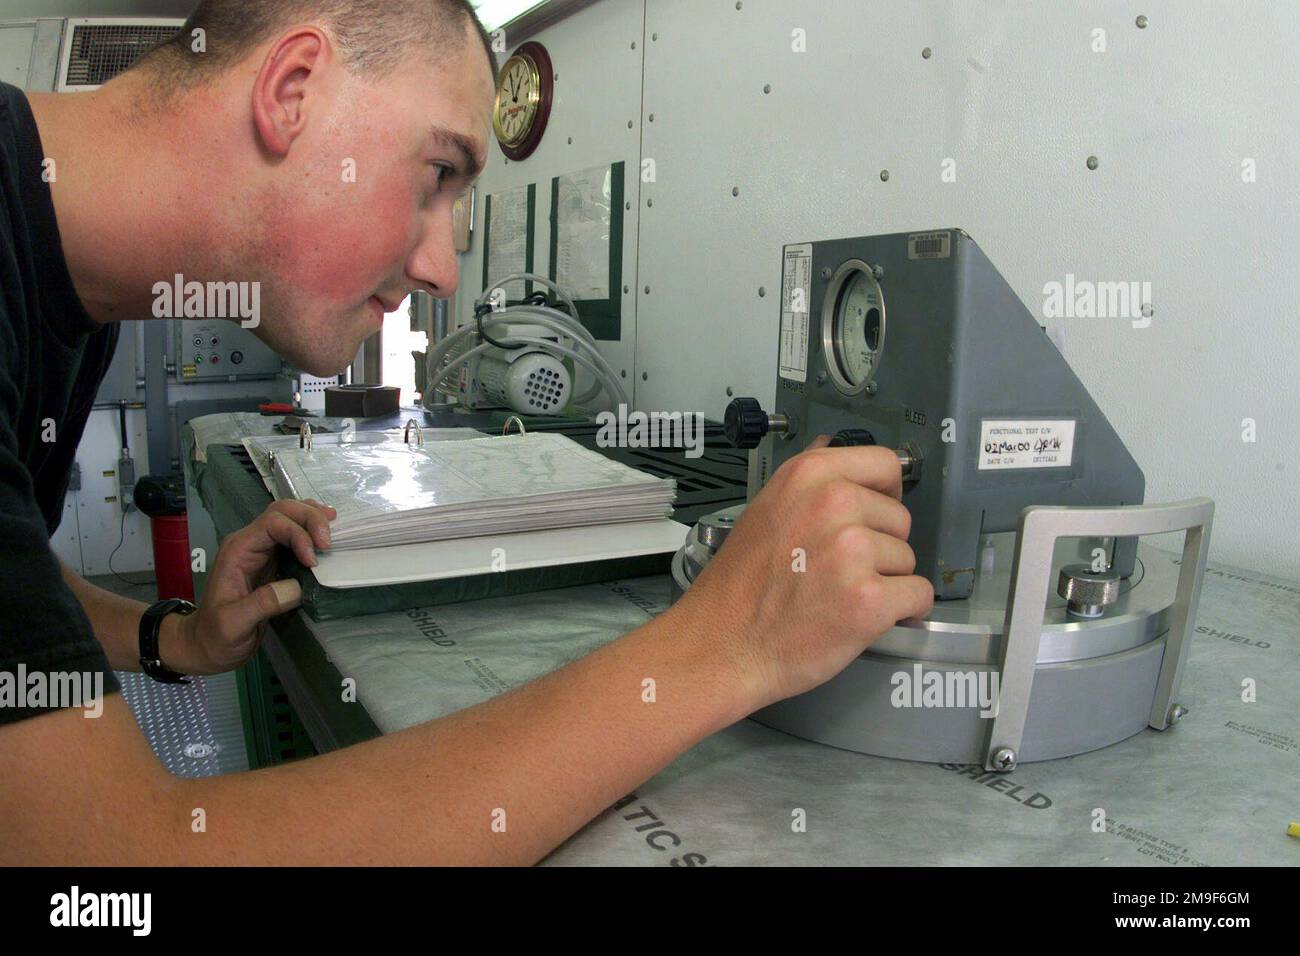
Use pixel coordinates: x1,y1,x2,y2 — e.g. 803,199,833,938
673,230,1214,772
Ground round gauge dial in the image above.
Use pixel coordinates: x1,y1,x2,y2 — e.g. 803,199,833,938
492,42,554,160
822,261,886,394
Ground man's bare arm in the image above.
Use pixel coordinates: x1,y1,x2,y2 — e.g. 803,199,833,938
60,563,206,675
0,603,749,866
4,444,931,866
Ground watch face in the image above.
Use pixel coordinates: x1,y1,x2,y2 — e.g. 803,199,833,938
494,53,540,147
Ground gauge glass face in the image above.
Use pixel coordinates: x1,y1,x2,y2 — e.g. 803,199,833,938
832,269,884,388
495,55,539,146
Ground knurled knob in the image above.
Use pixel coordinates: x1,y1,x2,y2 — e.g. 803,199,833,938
724,397,770,449
830,429,877,447
1057,563,1121,618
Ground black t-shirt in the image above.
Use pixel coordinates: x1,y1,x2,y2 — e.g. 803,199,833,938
0,81,121,724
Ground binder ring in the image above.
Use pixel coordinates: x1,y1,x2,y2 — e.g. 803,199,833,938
404,419,425,447
299,423,313,450
502,416,527,437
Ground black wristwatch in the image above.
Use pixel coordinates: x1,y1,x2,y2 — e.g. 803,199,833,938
139,599,198,684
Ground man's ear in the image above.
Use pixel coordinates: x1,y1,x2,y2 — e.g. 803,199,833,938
251,28,329,157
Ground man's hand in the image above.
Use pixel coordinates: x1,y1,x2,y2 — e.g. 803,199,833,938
675,437,934,711
164,499,336,675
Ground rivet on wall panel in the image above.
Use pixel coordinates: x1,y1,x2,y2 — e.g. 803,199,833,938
631,41,637,50
625,201,631,210
758,287,766,297
763,83,772,94
628,120,634,128
644,286,651,294
568,137,573,145
624,285,630,294
649,113,656,122
732,186,740,197
726,386,735,397
1086,155,1099,170
736,1,743,9
1136,15,1148,28
880,170,890,182
922,47,933,59
647,198,654,207
621,370,627,378
642,372,649,382
652,33,659,41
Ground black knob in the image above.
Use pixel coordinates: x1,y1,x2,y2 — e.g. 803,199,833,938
830,429,877,447
725,397,770,449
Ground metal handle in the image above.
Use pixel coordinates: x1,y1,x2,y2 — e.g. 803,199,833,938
984,497,1215,771
403,419,425,448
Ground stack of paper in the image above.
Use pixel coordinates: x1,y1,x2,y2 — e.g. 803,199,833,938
267,432,677,551
242,427,478,481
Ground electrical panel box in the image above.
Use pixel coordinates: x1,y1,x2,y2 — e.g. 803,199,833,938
174,320,282,384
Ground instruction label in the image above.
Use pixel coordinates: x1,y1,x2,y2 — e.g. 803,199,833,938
979,419,1076,470
779,243,812,382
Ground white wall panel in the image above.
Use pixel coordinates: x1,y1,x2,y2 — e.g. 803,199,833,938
458,0,647,412
629,0,1300,578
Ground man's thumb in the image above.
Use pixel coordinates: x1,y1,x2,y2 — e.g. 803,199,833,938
226,579,303,636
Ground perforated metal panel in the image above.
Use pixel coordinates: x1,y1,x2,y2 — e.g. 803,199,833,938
57,18,183,91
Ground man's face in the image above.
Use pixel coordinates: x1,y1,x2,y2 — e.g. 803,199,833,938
241,23,495,376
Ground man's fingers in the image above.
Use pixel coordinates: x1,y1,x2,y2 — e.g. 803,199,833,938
218,579,302,642
867,530,917,576
268,499,334,550
882,574,935,622
794,445,904,499
299,498,339,520
818,481,912,541
262,511,320,567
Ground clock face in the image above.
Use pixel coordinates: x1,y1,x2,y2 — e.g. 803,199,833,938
492,43,553,160
494,54,539,147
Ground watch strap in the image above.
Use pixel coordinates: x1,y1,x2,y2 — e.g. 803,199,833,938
139,599,197,684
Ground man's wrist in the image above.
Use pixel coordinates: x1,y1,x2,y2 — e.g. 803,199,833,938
156,608,210,677
654,598,768,729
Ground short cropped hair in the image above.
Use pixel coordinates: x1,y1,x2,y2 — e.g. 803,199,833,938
137,0,495,90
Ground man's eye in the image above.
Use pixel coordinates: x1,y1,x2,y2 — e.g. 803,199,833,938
431,163,453,184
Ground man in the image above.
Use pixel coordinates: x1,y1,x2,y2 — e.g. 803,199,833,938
0,0,932,865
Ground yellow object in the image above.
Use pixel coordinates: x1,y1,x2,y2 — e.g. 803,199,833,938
1288,822,1300,838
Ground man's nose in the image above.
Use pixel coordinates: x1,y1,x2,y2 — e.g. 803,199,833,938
408,216,459,299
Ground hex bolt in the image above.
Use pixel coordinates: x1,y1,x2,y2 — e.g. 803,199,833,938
991,747,1017,772
1168,704,1189,724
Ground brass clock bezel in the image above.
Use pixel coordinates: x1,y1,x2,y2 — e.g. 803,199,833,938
492,42,554,160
